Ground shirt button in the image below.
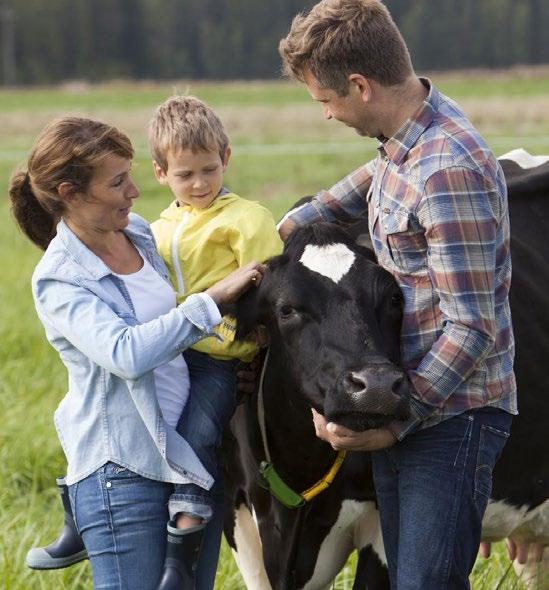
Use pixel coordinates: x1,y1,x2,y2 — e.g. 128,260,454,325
106,481,112,489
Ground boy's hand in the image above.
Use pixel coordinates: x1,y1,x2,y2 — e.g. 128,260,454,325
236,354,262,399
206,261,264,305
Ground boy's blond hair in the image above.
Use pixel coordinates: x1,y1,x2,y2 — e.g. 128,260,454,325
149,95,229,172
279,0,413,96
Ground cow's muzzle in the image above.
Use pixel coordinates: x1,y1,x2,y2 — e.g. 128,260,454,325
325,363,410,431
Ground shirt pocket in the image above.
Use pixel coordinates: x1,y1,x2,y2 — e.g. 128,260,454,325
383,208,427,274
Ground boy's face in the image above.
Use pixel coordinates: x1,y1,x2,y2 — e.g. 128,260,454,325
153,146,230,210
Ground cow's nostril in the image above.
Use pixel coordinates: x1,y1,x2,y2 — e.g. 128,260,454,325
344,368,408,397
392,377,404,393
392,376,409,397
346,372,367,392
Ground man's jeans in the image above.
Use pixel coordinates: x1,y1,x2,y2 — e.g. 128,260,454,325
171,349,238,521
372,407,512,590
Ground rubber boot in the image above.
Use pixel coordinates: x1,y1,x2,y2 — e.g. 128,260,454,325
156,522,205,590
26,477,88,570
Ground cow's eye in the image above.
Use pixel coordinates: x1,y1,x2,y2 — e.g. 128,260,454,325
278,303,299,322
279,304,295,318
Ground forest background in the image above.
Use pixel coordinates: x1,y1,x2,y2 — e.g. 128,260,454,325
1,0,548,85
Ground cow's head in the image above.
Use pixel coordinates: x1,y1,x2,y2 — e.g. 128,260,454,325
232,222,410,431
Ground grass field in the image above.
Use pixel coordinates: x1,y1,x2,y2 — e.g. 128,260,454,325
1,69,548,589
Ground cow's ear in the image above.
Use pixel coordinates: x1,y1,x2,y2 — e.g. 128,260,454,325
221,256,284,340
220,285,264,341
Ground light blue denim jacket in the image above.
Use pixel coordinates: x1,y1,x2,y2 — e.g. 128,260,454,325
32,214,219,488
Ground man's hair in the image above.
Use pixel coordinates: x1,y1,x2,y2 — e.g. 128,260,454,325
149,95,229,172
279,0,413,96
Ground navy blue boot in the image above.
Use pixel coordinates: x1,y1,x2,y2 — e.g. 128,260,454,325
26,477,88,570
156,522,205,589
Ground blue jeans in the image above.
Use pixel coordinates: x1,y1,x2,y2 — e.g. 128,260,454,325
68,463,225,590
171,349,238,522
372,407,512,590
68,463,172,590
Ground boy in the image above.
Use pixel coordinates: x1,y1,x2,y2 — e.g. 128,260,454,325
149,95,282,588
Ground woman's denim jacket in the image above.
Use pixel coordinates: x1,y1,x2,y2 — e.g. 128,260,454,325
32,214,219,488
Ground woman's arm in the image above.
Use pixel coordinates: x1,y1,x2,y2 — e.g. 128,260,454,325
34,262,263,380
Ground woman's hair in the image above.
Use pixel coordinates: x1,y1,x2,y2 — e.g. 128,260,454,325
279,0,413,96
9,117,134,250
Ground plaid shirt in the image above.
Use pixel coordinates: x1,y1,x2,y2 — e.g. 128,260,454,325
289,79,517,439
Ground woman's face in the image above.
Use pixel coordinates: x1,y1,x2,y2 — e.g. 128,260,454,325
67,154,139,232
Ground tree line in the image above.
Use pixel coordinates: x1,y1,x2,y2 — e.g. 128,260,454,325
1,0,548,85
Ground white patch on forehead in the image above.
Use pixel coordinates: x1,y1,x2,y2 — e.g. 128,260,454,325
499,148,549,169
299,243,356,284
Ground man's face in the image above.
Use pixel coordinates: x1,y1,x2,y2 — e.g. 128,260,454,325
303,69,373,137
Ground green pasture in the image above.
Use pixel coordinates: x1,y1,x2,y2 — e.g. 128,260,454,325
1,72,548,589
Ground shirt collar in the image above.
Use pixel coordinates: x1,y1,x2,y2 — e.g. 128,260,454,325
56,215,155,280
379,78,439,166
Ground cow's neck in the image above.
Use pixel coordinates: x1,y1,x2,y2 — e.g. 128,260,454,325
260,347,342,492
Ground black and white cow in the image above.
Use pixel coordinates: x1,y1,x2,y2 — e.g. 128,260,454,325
221,222,402,589
221,149,549,589
481,150,549,578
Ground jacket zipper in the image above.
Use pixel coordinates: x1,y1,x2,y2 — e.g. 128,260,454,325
171,211,189,296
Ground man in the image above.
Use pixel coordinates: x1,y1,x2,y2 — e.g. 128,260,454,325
278,1,517,588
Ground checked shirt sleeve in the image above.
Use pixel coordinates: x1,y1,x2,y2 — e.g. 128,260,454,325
288,160,376,227
390,166,502,439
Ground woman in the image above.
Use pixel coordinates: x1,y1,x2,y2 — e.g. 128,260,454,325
9,116,263,589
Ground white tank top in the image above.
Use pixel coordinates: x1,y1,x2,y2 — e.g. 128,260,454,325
115,256,189,428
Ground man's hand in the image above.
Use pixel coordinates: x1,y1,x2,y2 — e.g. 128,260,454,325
311,408,397,451
278,218,298,241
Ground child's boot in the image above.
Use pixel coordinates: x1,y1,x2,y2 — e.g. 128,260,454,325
156,522,205,590
26,477,88,569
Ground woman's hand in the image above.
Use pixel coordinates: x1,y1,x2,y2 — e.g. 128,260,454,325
205,261,265,305
311,408,397,451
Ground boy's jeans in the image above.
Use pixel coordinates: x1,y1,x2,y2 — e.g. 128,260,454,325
170,349,239,522
372,407,512,590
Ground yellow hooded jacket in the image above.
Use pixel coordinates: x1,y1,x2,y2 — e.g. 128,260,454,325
151,192,283,362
